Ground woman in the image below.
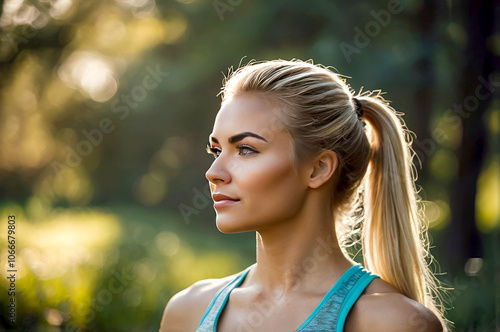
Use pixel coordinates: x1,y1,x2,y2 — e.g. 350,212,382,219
160,59,446,331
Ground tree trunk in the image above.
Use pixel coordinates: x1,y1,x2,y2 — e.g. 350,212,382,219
412,0,436,177
446,0,495,274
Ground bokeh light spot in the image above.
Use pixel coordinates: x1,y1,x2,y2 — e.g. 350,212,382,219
155,231,180,256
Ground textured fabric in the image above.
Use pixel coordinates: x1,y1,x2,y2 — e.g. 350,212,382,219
196,265,254,332
295,264,379,332
196,263,379,332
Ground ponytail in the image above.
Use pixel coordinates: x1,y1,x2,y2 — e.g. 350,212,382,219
357,91,446,327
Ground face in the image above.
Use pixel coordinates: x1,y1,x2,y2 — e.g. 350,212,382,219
205,92,311,233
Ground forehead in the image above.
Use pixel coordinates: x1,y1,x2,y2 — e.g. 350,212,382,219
211,92,286,140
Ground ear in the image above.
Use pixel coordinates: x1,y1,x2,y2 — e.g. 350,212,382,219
308,150,338,189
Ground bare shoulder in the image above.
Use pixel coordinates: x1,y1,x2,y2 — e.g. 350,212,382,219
345,278,444,332
159,273,238,332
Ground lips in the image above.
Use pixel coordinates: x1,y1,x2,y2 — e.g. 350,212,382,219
212,193,240,202
212,193,240,208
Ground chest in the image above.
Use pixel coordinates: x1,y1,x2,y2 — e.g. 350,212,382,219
200,265,376,332
215,293,326,332
216,301,361,332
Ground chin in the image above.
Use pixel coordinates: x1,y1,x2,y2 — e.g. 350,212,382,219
215,217,253,234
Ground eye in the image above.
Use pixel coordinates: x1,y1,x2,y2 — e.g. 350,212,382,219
237,144,257,156
206,144,221,159
205,144,258,159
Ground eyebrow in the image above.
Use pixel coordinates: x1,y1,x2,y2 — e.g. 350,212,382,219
210,132,268,144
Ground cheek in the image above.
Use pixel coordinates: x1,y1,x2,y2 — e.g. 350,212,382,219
239,157,305,213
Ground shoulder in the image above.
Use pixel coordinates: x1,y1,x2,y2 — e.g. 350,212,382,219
159,273,239,332
345,278,443,332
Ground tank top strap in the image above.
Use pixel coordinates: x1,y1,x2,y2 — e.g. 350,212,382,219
196,265,254,332
295,264,379,332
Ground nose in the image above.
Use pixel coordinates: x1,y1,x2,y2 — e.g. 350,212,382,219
205,158,231,184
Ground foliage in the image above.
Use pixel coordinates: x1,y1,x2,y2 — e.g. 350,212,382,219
0,0,498,330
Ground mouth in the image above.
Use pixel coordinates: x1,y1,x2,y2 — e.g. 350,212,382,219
213,199,240,208
212,193,240,208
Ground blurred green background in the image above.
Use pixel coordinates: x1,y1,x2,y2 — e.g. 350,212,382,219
0,0,498,331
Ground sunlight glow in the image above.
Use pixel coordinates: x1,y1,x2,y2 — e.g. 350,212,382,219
58,51,118,102
50,0,73,19
464,257,483,276
476,158,500,232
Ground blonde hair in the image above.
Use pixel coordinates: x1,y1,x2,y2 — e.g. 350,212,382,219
220,59,446,327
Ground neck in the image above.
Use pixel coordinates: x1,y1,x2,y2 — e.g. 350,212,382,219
248,202,354,297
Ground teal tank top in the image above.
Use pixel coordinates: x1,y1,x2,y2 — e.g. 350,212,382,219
196,263,379,332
